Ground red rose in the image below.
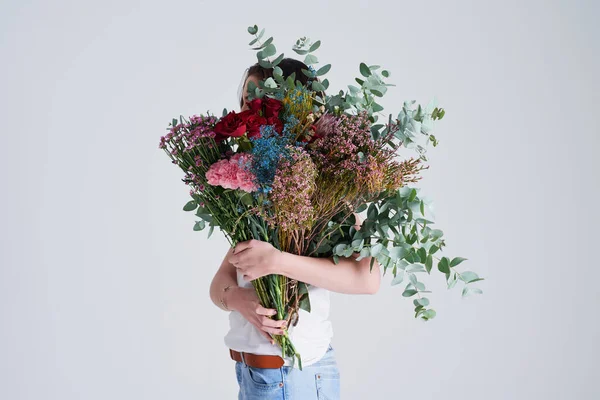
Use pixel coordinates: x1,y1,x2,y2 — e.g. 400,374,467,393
213,111,248,141
248,98,263,113
263,97,283,118
267,115,284,134
245,113,267,138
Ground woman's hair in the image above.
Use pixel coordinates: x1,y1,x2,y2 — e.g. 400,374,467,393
238,57,324,108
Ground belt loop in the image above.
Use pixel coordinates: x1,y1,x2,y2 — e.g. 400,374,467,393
240,352,247,367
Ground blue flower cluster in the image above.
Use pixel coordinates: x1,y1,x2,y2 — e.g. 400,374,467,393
249,125,294,196
284,113,299,127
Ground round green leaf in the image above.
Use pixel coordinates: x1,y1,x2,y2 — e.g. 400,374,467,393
437,257,450,273
261,43,277,58
183,200,197,211
309,40,321,52
370,243,384,257
450,257,468,268
316,64,331,76
193,220,205,231
304,54,318,65
391,272,405,286
414,297,429,306
359,62,371,77
459,271,480,283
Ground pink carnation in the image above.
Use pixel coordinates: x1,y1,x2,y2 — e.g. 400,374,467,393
205,153,257,192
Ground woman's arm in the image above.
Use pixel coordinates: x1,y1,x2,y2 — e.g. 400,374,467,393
208,247,239,311
229,214,381,295
278,250,380,294
209,247,287,343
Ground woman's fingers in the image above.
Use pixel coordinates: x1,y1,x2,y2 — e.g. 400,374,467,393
251,321,276,344
255,305,277,317
261,325,286,335
256,327,274,344
260,316,287,328
250,304,286,340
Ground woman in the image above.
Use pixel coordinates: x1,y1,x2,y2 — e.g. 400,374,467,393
209,58,381,400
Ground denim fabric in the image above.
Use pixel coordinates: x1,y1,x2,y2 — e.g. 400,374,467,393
234,344,340,400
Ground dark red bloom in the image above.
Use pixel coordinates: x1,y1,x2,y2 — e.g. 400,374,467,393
267,115,284,134
213,111,248,141
263,98,283,118
248,98,263,113
244,113,267,138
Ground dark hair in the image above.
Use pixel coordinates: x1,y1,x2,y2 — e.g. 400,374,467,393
238,57,325,108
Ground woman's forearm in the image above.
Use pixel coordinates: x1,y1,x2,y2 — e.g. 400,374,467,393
209,247,239,311
278,251,381,295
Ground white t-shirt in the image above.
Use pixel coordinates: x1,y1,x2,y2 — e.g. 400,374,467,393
224,269,333,367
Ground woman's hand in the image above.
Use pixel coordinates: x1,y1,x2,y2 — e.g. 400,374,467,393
228,239,283,281
226,286,287,344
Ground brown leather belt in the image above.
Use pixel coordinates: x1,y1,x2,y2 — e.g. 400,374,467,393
229,349,285,369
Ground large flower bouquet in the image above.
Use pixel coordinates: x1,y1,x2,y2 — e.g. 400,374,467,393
159,24,484,369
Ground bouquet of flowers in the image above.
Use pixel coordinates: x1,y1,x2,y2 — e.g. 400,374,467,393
159,24,484,369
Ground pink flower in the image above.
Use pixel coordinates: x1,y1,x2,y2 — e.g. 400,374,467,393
205,153,257,192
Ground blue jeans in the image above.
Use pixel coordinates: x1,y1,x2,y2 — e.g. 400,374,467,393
234,344,340,400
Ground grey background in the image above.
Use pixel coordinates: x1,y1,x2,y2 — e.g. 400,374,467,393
1,0,599,399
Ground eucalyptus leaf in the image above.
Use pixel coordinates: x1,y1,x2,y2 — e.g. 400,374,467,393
372,102,384,113
316,64,331,76
415,297,430,306
334,243,347,256
183,200,197,211
261,43,277,58
370,243,384,257
391,271,405,286
389,246,407,260
272,53,285,66
450,257,468,268
459,271,480,283
258,58,272,68
406,263,426,273
408,188,417,202
409,273,417,285
425,255,433,273
264,77,277,88
256,36,273,49
304,54,318,65
359,62,371,77
417,247,427,263
193,220,205,231
447,271,458,289
312,81,326,91
438,257,450,273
